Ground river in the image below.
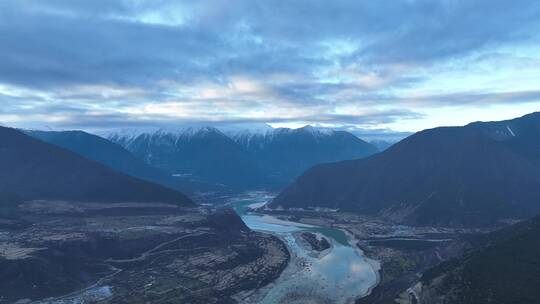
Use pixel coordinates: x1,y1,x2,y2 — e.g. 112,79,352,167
232,196,379,304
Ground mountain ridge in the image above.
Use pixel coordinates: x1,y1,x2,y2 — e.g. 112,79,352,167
0,127,194,207
272,112,540,227
106,126,269,189
25,129,222,198
105,125,379,189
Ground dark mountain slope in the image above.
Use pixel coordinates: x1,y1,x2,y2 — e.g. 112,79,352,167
0,127,193,206
25,130,218,197
417,215,540,304
26,130,169,182
272,112,540,226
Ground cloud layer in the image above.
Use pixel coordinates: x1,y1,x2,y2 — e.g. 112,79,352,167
1,0,540,137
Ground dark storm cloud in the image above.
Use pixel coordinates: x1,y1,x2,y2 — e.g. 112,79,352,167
2,0,539,88
0,8,219,88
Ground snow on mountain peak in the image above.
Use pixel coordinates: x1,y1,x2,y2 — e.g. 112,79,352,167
97,123,342,144
298,125,335,136
98,125,225,143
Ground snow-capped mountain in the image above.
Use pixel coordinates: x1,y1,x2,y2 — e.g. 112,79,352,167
105,126,269,189
103,124,379,189
227,125,336,149
228,125,379,182
108,127,217,154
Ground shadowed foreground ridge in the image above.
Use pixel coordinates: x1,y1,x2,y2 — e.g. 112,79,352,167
416,215,540,304
0,127,193,206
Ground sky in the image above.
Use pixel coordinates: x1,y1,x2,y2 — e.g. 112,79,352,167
1,0,540,140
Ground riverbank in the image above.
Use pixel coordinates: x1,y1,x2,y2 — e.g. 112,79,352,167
249,207,486,304
342,228,382,302
0,203,290,304
230,196,380,304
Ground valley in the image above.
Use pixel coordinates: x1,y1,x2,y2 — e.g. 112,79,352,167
0,187,519,304
3,112,540,304
255,208,483,304
3,3,540,303
1,187,478,304
225,191,486,304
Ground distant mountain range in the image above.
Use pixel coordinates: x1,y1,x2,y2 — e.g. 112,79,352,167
0,127,193,208
106,126,270,190
105,125,378,190
369,139,396,151
272,112,540,227
229,125,378,183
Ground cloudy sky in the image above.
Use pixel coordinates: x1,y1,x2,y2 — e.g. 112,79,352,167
1,0,540,139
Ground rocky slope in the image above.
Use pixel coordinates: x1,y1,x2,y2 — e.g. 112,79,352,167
405,215,540,304
0,203,289,303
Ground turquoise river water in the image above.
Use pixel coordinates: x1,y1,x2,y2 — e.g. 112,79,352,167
232,197,379,304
